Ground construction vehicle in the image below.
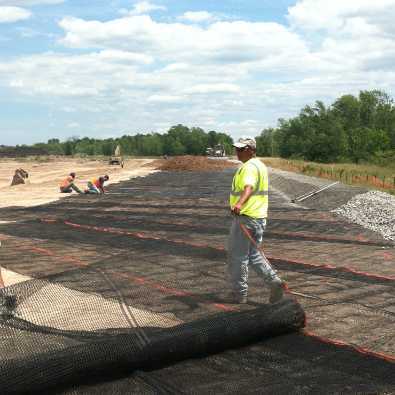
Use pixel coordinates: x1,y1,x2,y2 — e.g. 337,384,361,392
206,144,226,157
109,145,124,168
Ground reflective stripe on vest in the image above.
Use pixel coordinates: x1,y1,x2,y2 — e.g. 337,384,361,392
230,161,268,196
230,190,268,196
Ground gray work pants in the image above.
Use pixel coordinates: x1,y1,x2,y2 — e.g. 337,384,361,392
227,215,279,296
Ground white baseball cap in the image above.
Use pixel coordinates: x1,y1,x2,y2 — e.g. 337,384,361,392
232,136,256,149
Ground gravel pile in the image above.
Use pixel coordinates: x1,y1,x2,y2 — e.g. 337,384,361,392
332,191,395,241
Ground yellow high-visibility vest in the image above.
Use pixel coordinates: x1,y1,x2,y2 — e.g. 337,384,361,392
229,158,269,218
90,178,101,188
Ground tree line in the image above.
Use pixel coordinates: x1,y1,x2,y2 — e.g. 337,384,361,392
256,90,395,165
17,125,234,157
2,89,394,165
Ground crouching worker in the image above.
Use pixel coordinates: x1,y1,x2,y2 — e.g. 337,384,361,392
85,175,109,194
227,137,285,304
60,172,83,194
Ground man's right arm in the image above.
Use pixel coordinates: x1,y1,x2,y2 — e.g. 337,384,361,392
231,185,254,215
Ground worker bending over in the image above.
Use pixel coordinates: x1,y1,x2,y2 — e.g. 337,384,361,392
85,175,109,194
60,172,83,194
228,137,285,304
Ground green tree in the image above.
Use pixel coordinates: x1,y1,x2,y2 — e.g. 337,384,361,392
256,128,276,156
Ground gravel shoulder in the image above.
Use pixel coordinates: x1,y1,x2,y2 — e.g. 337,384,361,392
269,166,395,243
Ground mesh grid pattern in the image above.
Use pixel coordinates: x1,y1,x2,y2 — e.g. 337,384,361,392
0,169,394,393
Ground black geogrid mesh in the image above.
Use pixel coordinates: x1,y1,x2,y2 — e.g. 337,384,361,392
0,169,394,394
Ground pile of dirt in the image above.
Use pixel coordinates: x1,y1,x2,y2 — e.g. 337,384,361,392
153,156,238,171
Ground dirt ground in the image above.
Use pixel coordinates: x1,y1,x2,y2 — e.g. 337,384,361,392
0,157,157,208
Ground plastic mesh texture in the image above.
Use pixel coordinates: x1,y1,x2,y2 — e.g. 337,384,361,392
57,333,395,395
0,169,394,394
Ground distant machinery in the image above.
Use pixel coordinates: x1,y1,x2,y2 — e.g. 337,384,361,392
109,145,124,168
206,144,225,157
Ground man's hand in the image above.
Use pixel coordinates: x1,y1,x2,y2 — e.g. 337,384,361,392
231,202,242,215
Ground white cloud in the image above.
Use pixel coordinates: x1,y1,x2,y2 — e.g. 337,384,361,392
98,49,153,64
286,0,395,76
0,6,30,23
161,63,189,72
128,1,166,15
0,0,64,5
147,94,183,103
288,0,395,33
59,15,308,67
185,83,240,94
0,51,150,97
5,10,393,117
3,2,395,144
178,11,215,23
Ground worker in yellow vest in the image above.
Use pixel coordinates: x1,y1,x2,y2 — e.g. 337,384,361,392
228,137,285,304
85,175,109,194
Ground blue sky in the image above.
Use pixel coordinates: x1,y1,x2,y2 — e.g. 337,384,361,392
1,0,395,145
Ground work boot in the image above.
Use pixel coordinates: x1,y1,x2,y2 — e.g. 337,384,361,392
269,278,285,304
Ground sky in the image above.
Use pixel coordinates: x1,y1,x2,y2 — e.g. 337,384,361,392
1,0,395,145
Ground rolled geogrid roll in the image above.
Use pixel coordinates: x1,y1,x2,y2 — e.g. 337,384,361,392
0,297,305,394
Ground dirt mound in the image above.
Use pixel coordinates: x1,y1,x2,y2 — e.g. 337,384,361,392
154,156,238,171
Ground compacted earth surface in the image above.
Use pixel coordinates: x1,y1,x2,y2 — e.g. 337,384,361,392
0,157,156,208
0,156,394,394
